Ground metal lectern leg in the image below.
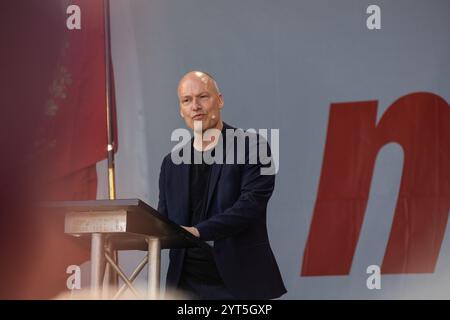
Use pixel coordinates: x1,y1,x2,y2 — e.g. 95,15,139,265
147,238,161,299
103,243,118,299
91,233,105,298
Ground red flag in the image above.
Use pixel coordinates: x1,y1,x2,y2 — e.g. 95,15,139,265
0,0,117,298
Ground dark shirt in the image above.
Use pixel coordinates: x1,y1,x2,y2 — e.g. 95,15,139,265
181,143,224,285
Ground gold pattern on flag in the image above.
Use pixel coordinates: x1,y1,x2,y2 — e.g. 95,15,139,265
45,41,72,117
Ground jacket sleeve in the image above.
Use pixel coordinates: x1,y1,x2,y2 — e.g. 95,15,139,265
194,137,275,241
157,157,168,218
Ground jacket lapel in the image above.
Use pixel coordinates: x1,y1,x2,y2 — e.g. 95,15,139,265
177,157,191,226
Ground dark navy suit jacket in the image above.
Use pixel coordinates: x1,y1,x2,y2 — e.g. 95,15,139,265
157,122,286,299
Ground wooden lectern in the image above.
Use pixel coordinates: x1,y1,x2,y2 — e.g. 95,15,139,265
49,199,210,299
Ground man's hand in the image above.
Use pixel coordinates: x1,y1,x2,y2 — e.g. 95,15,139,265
182,226,200,238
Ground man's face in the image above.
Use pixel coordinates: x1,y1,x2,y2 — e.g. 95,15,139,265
178,73,224,132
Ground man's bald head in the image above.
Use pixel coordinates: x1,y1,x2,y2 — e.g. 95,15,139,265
177,71,224,132
178,71,221,97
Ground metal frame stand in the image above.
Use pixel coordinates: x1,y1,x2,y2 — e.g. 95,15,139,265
90,234,161,300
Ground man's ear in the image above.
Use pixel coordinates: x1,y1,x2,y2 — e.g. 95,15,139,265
180,109,185,118
218,94,224,109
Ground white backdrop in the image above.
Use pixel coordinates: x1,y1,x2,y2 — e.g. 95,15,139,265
93,0,450,299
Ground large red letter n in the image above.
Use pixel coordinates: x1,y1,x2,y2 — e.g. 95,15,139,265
302,92,450,275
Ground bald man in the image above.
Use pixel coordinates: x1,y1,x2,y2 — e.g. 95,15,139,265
157,71,286,299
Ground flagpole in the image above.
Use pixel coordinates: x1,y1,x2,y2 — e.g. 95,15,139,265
102,0,118,296
104,0,116,200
